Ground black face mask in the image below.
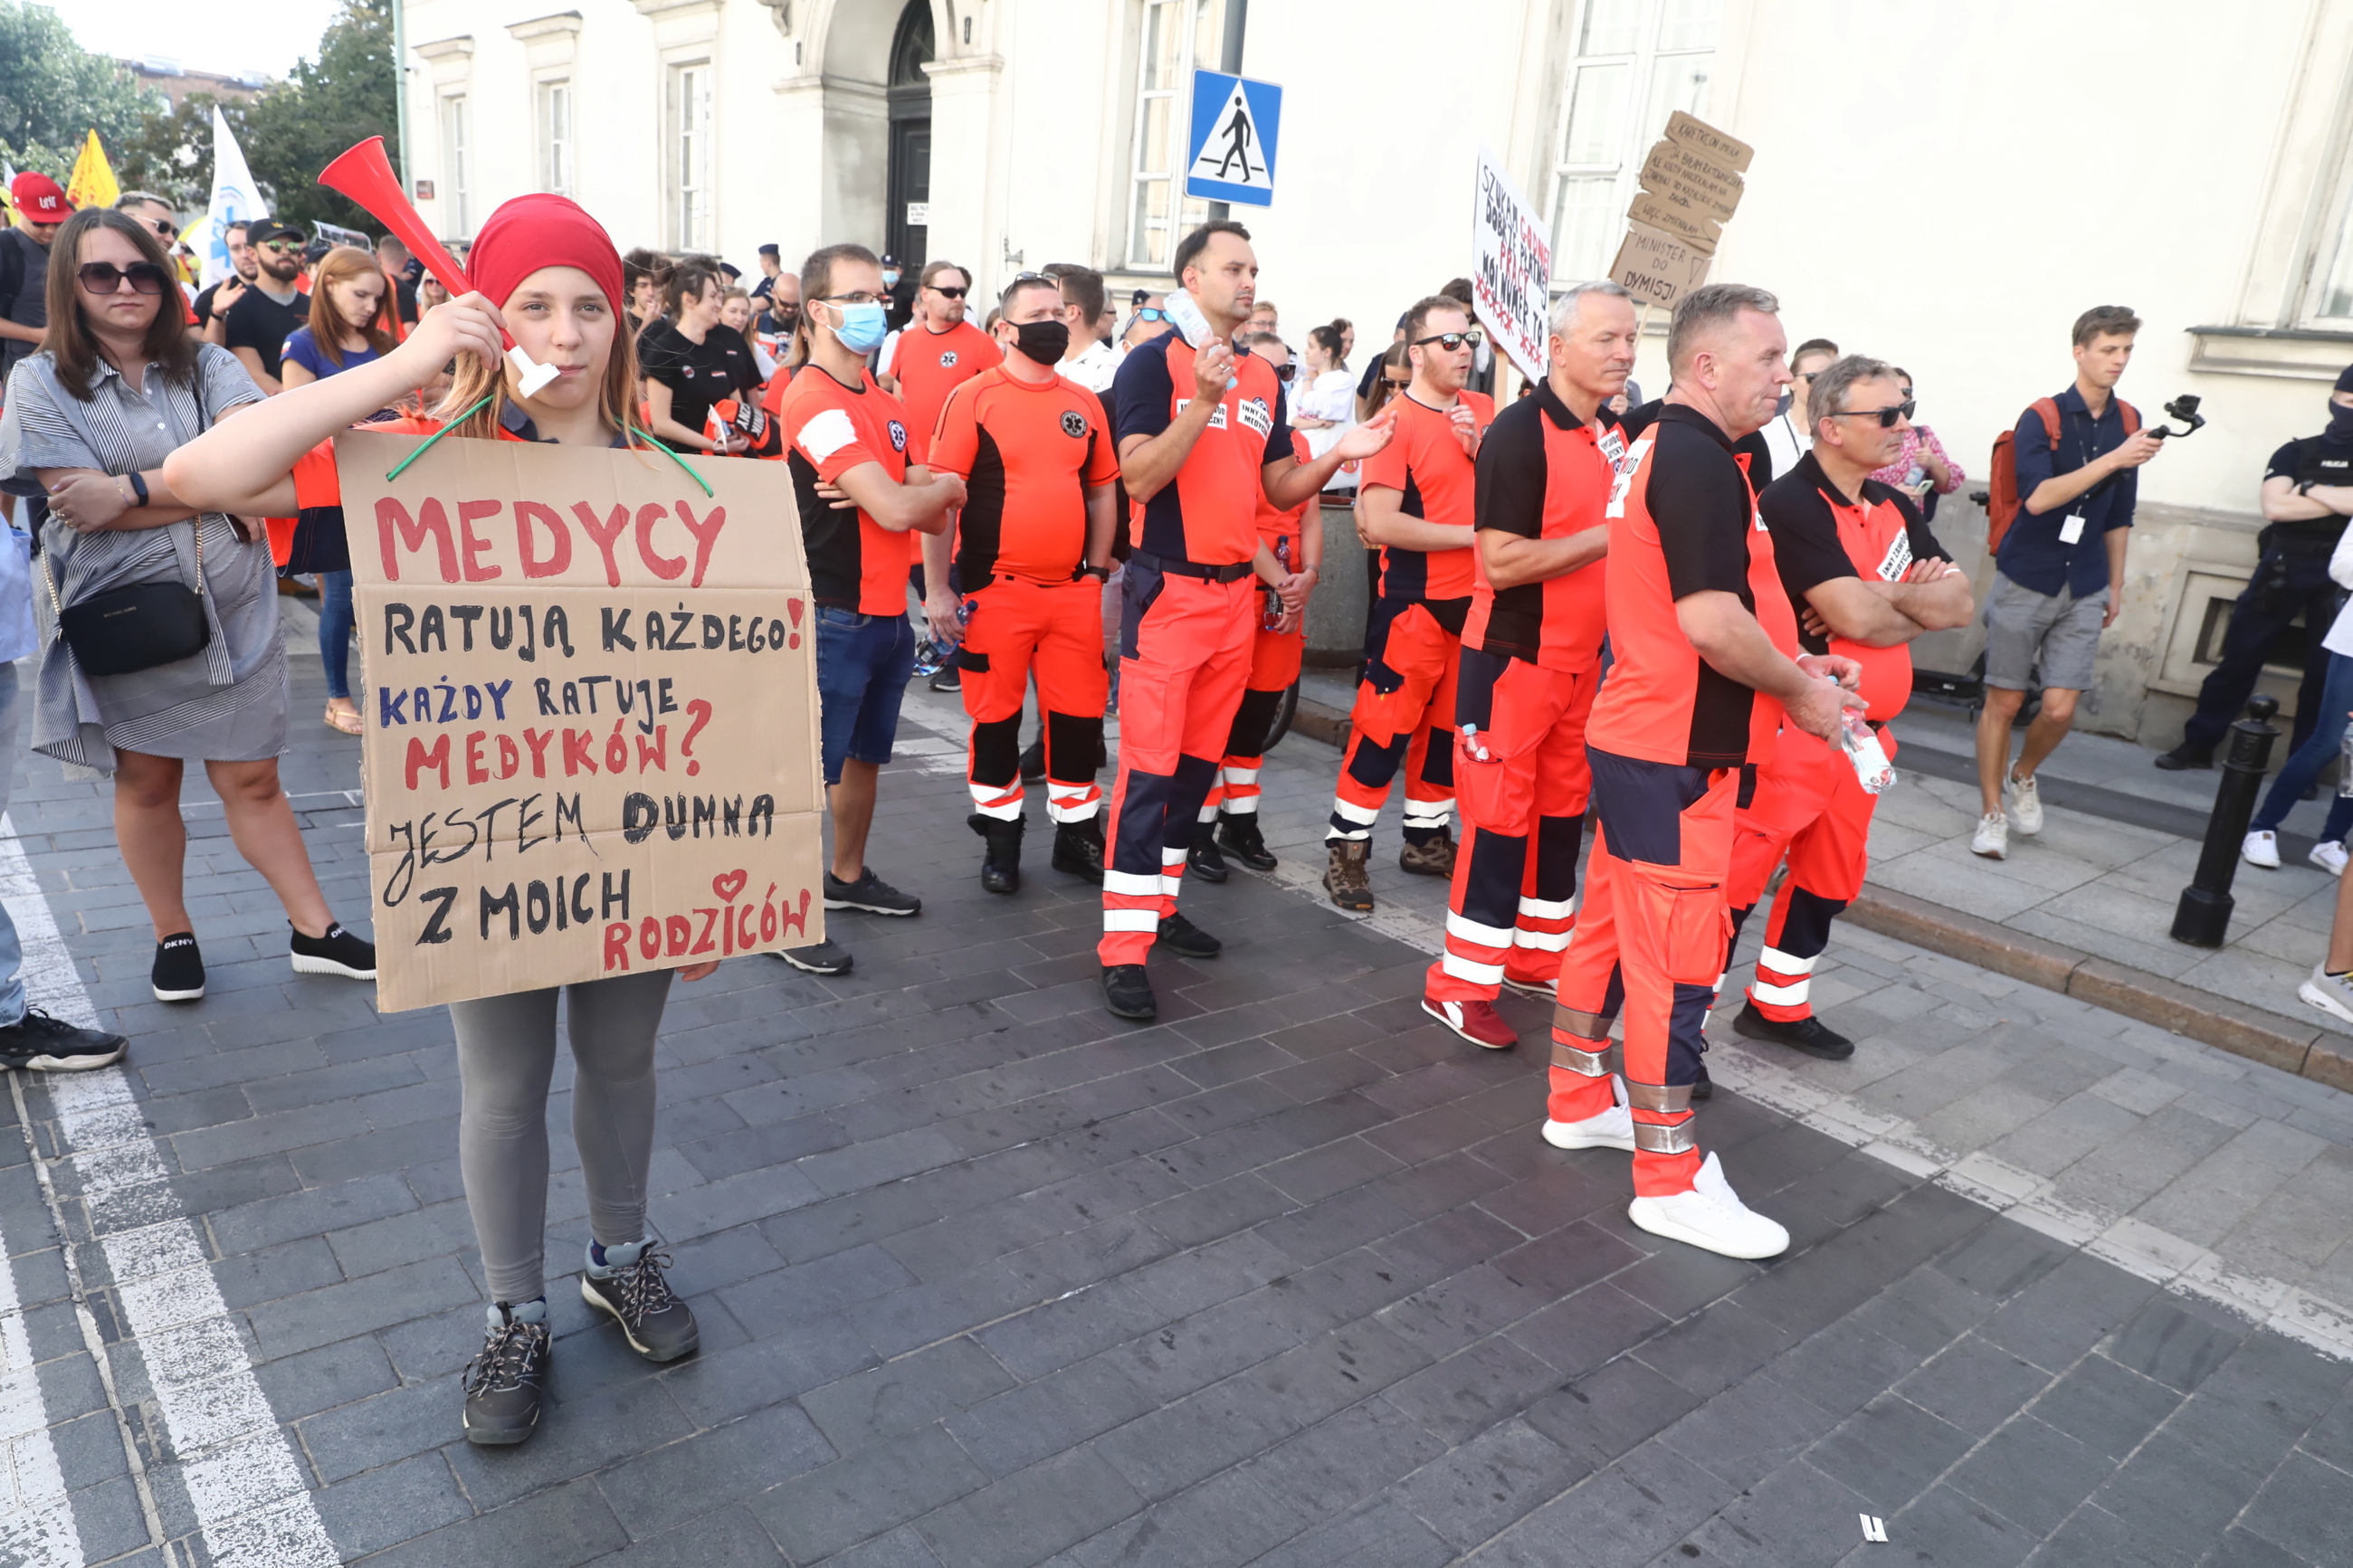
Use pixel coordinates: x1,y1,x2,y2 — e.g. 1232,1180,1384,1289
2328,399,2353,445
1009,318,1071,366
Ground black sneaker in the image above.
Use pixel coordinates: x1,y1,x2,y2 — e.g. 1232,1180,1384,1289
462,1300,550,1446
1102,963,1157,1021
824,868,921,917
968,813,1024,895
1158,911,1221,959
2153,744,2213,772
151,933,205,1003
773,938,853,975
1731,1000,1854,1061
579,1240,699,1362
1216,813,1278,871
291,921,376,980
1187,835,1230,883
1690,1064,1714,1102
0,1009,127,1071
1051,817,1106,880
929,667,962,693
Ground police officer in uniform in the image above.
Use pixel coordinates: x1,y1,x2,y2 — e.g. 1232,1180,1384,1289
2160,365,2353,767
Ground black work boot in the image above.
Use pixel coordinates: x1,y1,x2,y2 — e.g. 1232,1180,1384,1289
1215,812,1277,871
1052,815,1106,880
1731,1000,1854,1060
462,1299,550,1446
968,813,1025,895
1187,832,1230,883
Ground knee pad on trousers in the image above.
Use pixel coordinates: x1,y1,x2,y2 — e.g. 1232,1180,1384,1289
1045,709,1105,782
971,714,1023,786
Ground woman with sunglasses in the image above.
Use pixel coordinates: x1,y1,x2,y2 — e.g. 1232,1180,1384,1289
279,246,400,736
638,261,759,456
0,206,379,1009
165,194,716,1448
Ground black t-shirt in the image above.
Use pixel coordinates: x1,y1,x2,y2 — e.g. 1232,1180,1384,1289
1624,395,1774,486
224,285,309,382
2265,436,2353,545
637,318,761,434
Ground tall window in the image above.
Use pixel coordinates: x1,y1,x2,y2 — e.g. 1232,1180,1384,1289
1548,0,1721,284
440,94,471,236
2313,184,2353,324
668,63,714,251
539,80,573,196
1126,0,1226,270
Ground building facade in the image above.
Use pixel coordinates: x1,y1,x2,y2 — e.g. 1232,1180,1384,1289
395,0,2353,742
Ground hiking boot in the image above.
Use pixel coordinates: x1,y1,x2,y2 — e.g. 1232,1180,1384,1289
1102,964,1156,1021
1187,834,1230,883
772,939,853,975
824,868,921,917
968,813,1024,895
2154,743,2212,771
1399,829,1458,878
1158,911,1222,959
1732,1000,1854,1061
1628,1153,1789,1260
462,1300,550,1446
1052,816,1106,880
579,1240,699,1363
0,1009,127,1072
1324,840,1374,911
1216,813,1278,871
151,933,205,1003
290,921,376,980
1422,996,1516,1050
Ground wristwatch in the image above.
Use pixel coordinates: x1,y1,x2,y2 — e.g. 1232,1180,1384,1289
1079,564,1110,583
124,471,149,507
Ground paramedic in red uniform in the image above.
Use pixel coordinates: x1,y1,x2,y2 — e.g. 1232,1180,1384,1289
1321,298,1492,912
923,274,1119,893
1722,356,1972,1059
1546,283,1862,1260
772,244,967,978
1100,220,1394,1022
1421,282,1638,1051
880,261,1000,586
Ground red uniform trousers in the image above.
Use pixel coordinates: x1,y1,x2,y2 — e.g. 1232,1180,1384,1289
1099,561,1255,965
1424,659,1597,1004
1721,723,1891,1022
958,575,1109,825
1549,749,1742,1197
1205,612,1305,822
1328,600,1458,841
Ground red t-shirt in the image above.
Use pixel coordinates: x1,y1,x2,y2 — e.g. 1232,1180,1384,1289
776,366,927,614
929,366,1118,585
1359,389,1491,608
1111,328,1298,567
1253,430,1314,546
884,321,1002,567
1461,383,1618,675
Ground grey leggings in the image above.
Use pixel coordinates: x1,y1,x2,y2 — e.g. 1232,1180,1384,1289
447,969,675,1303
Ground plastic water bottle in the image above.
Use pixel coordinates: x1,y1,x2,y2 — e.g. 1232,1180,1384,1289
1839,711,1897,794
1262,537,1292,631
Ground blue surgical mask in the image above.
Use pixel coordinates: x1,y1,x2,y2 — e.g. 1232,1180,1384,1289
881,270,901,288
829,300,888,355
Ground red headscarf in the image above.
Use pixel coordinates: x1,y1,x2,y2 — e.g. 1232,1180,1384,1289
465,195,625,315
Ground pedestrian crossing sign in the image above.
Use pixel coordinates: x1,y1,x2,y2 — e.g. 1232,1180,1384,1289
1186,70,1282,207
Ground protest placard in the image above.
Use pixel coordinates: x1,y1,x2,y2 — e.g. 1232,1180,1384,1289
1664,109,1755,176
337,432,825,1012
1470,143,1552,383
1605,110,1751,309
1608,222,1712,310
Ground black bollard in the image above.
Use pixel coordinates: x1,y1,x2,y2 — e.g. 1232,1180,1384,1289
2171,694,2281,947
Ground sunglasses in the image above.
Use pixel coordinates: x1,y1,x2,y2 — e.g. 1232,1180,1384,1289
1412,330,1483,352
1136,307,1167,323
77,261,171,297
1824,400,1918,429
260,240,301,254
1273,363,1296,382
930,286,967,299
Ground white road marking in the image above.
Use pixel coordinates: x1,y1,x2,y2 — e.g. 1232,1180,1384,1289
0,1155,80,1568
0,814,341,1566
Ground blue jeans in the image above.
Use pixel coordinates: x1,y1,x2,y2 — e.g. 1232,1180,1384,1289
814,608,916,786
319,569,355,699
2251,648,2353,841
0,662,26,1026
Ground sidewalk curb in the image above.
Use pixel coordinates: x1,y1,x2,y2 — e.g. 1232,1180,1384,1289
1848,886,2353,1093
1291,697,1351,751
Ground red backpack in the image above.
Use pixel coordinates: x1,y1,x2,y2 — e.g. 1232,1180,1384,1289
1986,396,2139,556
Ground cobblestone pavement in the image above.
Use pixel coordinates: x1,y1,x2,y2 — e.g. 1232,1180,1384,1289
0,660,2347,1566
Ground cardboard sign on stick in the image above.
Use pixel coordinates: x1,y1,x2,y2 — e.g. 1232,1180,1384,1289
1625,191,1722,254
1470,143,1553,384
1636,141,1743,223
1663,109,1755,176
337,431,826,1011
1609,223,1713,310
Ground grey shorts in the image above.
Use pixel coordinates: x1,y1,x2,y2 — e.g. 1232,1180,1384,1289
1983,573,2107,692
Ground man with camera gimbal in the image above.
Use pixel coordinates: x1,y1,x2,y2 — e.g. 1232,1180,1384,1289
2157,365,2353,772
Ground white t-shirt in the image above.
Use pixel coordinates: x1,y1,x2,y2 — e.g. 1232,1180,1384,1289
1760,410,1811,486
2322,520,2353,657
1060,337,1119,394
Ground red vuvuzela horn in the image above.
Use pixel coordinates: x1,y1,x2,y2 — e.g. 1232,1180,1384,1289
318,137,473,298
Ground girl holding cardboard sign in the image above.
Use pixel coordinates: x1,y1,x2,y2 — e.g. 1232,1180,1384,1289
166,193,718,1450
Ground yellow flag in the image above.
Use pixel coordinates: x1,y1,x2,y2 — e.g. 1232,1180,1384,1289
65,131,120,211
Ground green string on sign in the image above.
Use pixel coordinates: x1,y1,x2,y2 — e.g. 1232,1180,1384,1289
627,426,717,499
381,393,496,481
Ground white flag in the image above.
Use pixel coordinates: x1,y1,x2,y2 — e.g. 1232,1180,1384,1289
200,107,264,289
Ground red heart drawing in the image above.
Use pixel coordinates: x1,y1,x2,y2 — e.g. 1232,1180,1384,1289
786,598,805,626
712,870,748,903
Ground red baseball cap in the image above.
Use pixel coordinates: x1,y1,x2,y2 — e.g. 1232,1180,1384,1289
9,173,67,221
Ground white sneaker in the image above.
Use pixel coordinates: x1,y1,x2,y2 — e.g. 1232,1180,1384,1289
2242,831,2282,870
1542,1074,1635,1152
2301,965,2353,1024
1970,811,2009,860
1627,1152,1790,1259
2005,771,2043,835
2312,840,2349,878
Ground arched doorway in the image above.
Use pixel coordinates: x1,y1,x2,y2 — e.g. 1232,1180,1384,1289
886,2,934,273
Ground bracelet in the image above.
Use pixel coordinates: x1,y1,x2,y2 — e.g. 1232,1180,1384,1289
125,470,149,507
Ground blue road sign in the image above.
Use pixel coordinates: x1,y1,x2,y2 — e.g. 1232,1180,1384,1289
1186,70,1282,207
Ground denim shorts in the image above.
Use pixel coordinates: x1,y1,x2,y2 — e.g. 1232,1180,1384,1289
815,607,916,785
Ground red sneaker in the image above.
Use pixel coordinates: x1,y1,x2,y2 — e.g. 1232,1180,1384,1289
1422,996,1518,1050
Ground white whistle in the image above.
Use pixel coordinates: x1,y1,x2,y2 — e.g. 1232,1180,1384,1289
507,345,558,397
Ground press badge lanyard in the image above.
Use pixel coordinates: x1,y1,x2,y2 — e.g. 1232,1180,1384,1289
2059,404,2106,547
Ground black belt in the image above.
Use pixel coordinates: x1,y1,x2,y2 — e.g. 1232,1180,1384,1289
1133,550,1254,584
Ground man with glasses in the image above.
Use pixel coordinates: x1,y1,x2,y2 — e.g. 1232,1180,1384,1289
878,260,1000,613
1759,337,1837,486
1321,296,1491,922
194,221,259,337
1099,219,1393,1022
1121,295,1168,354
221,221,310,394
1720,356,1972,1065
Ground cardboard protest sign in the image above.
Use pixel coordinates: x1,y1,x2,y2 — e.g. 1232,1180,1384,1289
1663,109,1754,176
1625,191,1722,254
1609,223,1712,310
1470,143,1553,383
1609,111,1750,308
336,431,825,1011
1636,139,1743,224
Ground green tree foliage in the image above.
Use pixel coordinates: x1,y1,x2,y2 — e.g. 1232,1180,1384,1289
114,93,234,212
0,0,163,179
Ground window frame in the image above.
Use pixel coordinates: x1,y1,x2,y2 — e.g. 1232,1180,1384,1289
667,61,715,252
1123,0,1227,272
440,92,472,238
539,79,573,197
